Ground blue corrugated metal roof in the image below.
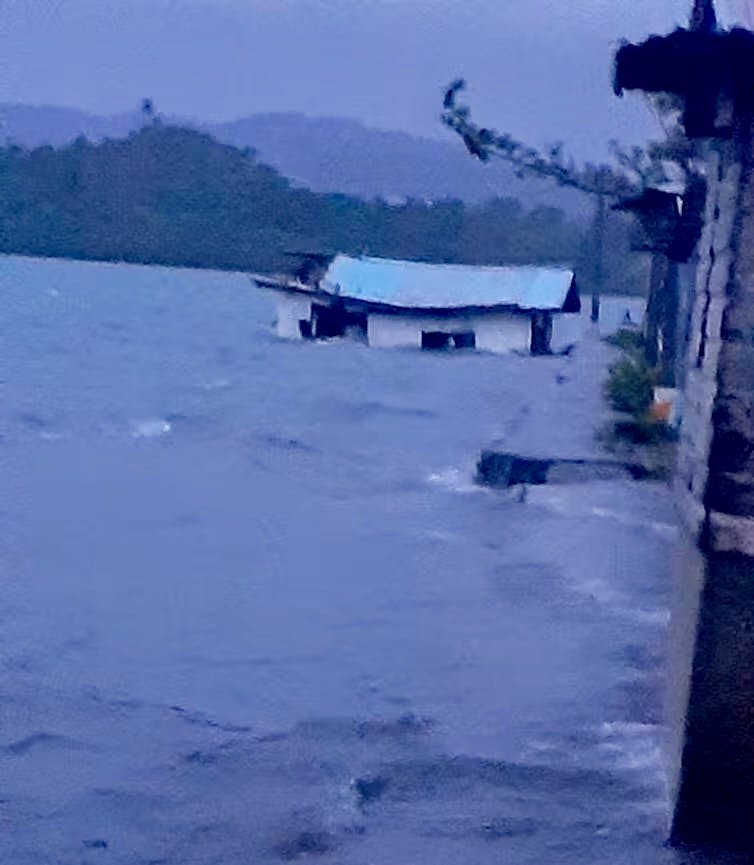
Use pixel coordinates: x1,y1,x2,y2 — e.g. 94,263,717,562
320,255,575,311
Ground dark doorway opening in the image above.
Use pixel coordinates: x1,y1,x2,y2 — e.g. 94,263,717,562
530,312,553,355
422,331,451,350
299,319,313,339
452,331,476,349
311,302,367,341
422,330,476,351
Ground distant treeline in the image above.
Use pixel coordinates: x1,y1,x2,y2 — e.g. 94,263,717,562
0,124,646,294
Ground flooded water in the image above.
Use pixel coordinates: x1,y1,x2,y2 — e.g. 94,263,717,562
0,256,733,864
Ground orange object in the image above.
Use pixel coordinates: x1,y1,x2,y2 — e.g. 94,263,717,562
650,401,672,423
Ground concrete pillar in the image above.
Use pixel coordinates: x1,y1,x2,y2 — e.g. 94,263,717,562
644,253,680,387
591,195,606,323
670,114,754,849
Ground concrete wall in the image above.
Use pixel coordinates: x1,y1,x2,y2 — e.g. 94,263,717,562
473,313,532,354
674,141,742,541
368,311,532,353
275,293,313,340
274,293,578,356
669,120,754,849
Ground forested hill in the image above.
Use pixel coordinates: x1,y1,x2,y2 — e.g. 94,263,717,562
0,104,589,213
0,123,643,293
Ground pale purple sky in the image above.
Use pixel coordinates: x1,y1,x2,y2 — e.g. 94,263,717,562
0,0,749,159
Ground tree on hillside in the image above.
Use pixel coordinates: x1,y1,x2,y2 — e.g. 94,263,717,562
0,124,597,275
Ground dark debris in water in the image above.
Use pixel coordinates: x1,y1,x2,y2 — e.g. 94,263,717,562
83,838,109,849
257,432,318,454
182,750,219,765
480,817,539,840
354,712,432,739
273,829,334,860
168,704,252,734
351,775,389,808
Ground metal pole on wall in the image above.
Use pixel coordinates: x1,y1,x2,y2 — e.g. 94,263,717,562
591,193,606,322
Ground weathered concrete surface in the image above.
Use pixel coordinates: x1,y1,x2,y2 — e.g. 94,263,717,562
479,328,616,464
476,328,669,489
669,120,754,850
670,547,754,849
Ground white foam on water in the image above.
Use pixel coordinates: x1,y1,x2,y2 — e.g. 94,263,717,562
595,721,664,773
561,573,669,626
567,574,626,607
600,721,658,736
649,521,678,539
524,489,677,538
426,467,485,495
590,506,677,538
525,488,569,513
129,418,172,439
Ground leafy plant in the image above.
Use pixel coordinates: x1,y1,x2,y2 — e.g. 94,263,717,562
604,328,646,355
605,356,655,416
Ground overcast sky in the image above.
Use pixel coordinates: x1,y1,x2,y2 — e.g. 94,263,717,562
1,0,752,159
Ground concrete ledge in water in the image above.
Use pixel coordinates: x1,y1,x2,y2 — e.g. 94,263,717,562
476,449,656,488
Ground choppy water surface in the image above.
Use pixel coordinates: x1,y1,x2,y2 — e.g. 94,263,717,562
0,256,731,864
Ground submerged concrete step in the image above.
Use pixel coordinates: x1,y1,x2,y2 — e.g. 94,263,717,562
476,449,655,488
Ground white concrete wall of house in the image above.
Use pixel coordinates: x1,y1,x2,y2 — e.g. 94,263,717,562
275,293,312,339
367,313,434,349
367,311,531,353
473,314,531,353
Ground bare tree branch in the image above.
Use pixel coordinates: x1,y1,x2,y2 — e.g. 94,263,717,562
441,80,680,200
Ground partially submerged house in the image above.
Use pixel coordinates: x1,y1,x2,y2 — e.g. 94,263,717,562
254,254,581,354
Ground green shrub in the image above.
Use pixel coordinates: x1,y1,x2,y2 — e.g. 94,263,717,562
605,328,646,355
605,356,655,416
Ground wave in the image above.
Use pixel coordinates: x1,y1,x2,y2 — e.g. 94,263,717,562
5,731,96,756
129,417,172,439
39,431,67,441
426,466,488,495
590,506,677,538
594,721,664,773
524,719,665,781
523,486,677,537
564,574,669,626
